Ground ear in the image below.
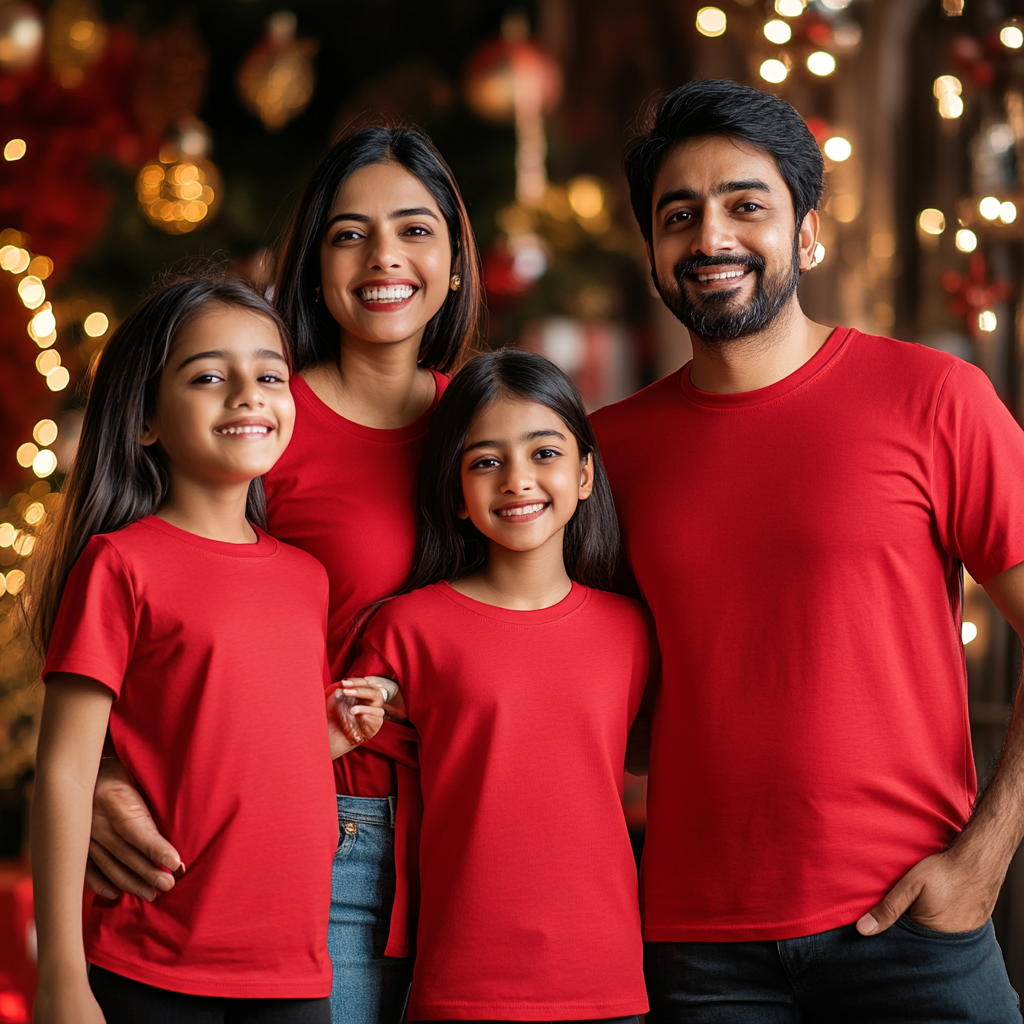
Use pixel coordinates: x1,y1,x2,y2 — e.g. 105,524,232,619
797,209,821,273
139,419,159,447
644,239,654,270
456,499,470,520
578,453,595,501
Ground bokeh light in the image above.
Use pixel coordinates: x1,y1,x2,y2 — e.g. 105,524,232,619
35,349,60,376
979,196,1001,220
83,311,109,337
46,366,70,391
32,449,57,478
807,52,836,76
6,570,26,596
763,20,791,44
934,76,964,119
955,229,978,252
775,0,804,16
918,209,946,235
978,310,998,333
33,419,58,446
3,138,25,161
759,59,788,84
823,136,852,161
15,443,37,468
1000,201,1017,224
1000,25,1024,49
30,306,56,340
17,275,44,308
695,7,727,37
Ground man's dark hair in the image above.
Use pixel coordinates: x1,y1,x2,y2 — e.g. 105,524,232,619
623,79,824,243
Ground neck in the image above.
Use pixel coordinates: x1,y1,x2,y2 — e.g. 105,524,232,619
303,331,435,429
156,474,256,544
451,533,573,610
686,295,833,394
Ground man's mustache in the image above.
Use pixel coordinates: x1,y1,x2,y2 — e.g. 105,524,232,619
673,253,767,282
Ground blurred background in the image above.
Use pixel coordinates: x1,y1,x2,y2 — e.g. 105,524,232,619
2,0,1024,1015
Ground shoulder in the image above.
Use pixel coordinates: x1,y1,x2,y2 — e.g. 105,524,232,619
838,328,968,385
583,587,654,632
266,532,328,579
591,371,683,436
365,586,445,630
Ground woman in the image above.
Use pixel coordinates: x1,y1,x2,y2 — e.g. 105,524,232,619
86,125,484,1024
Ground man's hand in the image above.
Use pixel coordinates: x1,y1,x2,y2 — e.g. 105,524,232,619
856,846,1001,935
327,682,387,759
342,675,407,722
88,758,180,902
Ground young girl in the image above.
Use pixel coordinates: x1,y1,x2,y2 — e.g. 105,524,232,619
85,125,484,1024
31,273,386,1024
347,349,654,1023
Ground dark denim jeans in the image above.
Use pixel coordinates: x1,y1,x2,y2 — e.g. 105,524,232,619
645,917,1021,1023
327,795,412,1024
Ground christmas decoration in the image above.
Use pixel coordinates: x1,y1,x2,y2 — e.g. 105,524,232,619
0,2,42,73
940,252,1012,341
236,12,318,132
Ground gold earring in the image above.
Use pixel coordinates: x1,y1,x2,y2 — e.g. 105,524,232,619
450,274,461,292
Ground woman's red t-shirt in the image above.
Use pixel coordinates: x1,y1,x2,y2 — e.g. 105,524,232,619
43,517,338,998
349,582,652,1021
263,372,446,798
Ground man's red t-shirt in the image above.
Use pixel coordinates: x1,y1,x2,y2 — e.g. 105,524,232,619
264,371,446,798
43,517,338,997
591,327,1024,942
349,582,652,1021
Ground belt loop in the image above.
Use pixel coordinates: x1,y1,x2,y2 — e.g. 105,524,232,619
388,795,398,828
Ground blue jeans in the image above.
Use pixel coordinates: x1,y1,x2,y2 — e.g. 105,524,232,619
645,918,1021,1023
327,796,412,1024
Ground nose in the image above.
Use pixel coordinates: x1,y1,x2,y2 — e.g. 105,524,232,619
690,205,737,258
366,228,402,271
499,454,534,494
228,372,267,409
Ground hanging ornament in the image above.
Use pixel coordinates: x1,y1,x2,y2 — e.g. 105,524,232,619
463,12,562,207
940,252,1012,340
46,0,107,89
236,12,318,132
0,2,43,73
136,120,222,236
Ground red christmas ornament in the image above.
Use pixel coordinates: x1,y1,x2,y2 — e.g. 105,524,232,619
940,252,1013,340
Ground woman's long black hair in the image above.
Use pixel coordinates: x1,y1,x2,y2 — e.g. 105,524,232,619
32,270,290,652
274,123,484,373
400,349,621,593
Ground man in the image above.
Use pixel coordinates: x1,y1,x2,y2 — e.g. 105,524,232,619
592,78,1024,1021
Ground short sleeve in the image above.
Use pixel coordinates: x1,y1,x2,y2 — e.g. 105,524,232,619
932,360,1024,583
348,606,404,689
43,535,138,697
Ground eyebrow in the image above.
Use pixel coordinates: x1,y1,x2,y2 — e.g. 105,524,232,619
325,206,440,229
463,428,568,453
176,348,288,371
654,179,773,213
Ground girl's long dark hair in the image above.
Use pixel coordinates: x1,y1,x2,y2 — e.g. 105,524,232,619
32,271,290,652
274,123,484,373
401,349,621,594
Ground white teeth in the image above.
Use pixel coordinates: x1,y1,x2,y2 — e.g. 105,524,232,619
358,284,415,302
696,270,746,282
216,425,270,435
496,503,546,517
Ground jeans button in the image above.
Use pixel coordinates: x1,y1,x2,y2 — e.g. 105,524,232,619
344,822,358,835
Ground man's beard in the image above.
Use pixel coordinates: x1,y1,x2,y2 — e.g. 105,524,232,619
660,241,801,345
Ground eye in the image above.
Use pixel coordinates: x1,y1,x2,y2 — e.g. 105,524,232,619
401,225,432,237
665,209,692,225
469,455,501,470
258,371,287,384
190,371,224,385
331,228,364,244
736,202,763,213
533,447,562,460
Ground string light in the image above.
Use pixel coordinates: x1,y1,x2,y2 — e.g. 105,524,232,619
83,311,108,336
978,310,998,332
46,366,70,391
3,139,25,161
33,420,57,446
962,621,978,644
807,51,836,76
1000,201,1017,224
823,136,852,161
1001,25,1024,48
918,209,946,235
775,0,804,16
934,75,963,119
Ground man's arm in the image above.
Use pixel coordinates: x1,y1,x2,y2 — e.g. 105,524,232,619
87,757,181,900
857,559,1024,935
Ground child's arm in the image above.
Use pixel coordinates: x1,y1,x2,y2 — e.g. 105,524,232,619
32,673,115,1024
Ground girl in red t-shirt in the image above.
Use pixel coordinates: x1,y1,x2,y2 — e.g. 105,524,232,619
31,273,386,1024
347,349,655,1023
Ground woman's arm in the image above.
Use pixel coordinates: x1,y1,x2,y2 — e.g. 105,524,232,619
31,673,115,1024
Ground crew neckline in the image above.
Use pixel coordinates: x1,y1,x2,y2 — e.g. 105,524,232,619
679,326,851,411
292,369,443,443
436,579,590,623
138,515,279,557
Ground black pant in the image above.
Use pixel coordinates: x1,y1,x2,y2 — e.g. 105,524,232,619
90,966,332,1024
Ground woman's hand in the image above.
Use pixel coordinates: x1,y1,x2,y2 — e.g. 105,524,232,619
87,758,181,901
33,973,106,1024
327,683,386,759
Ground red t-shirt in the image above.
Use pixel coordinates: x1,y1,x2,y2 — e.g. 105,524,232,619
43,517,338,998
591,327,1024,942
264,371,447,798
350,582,652,1021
